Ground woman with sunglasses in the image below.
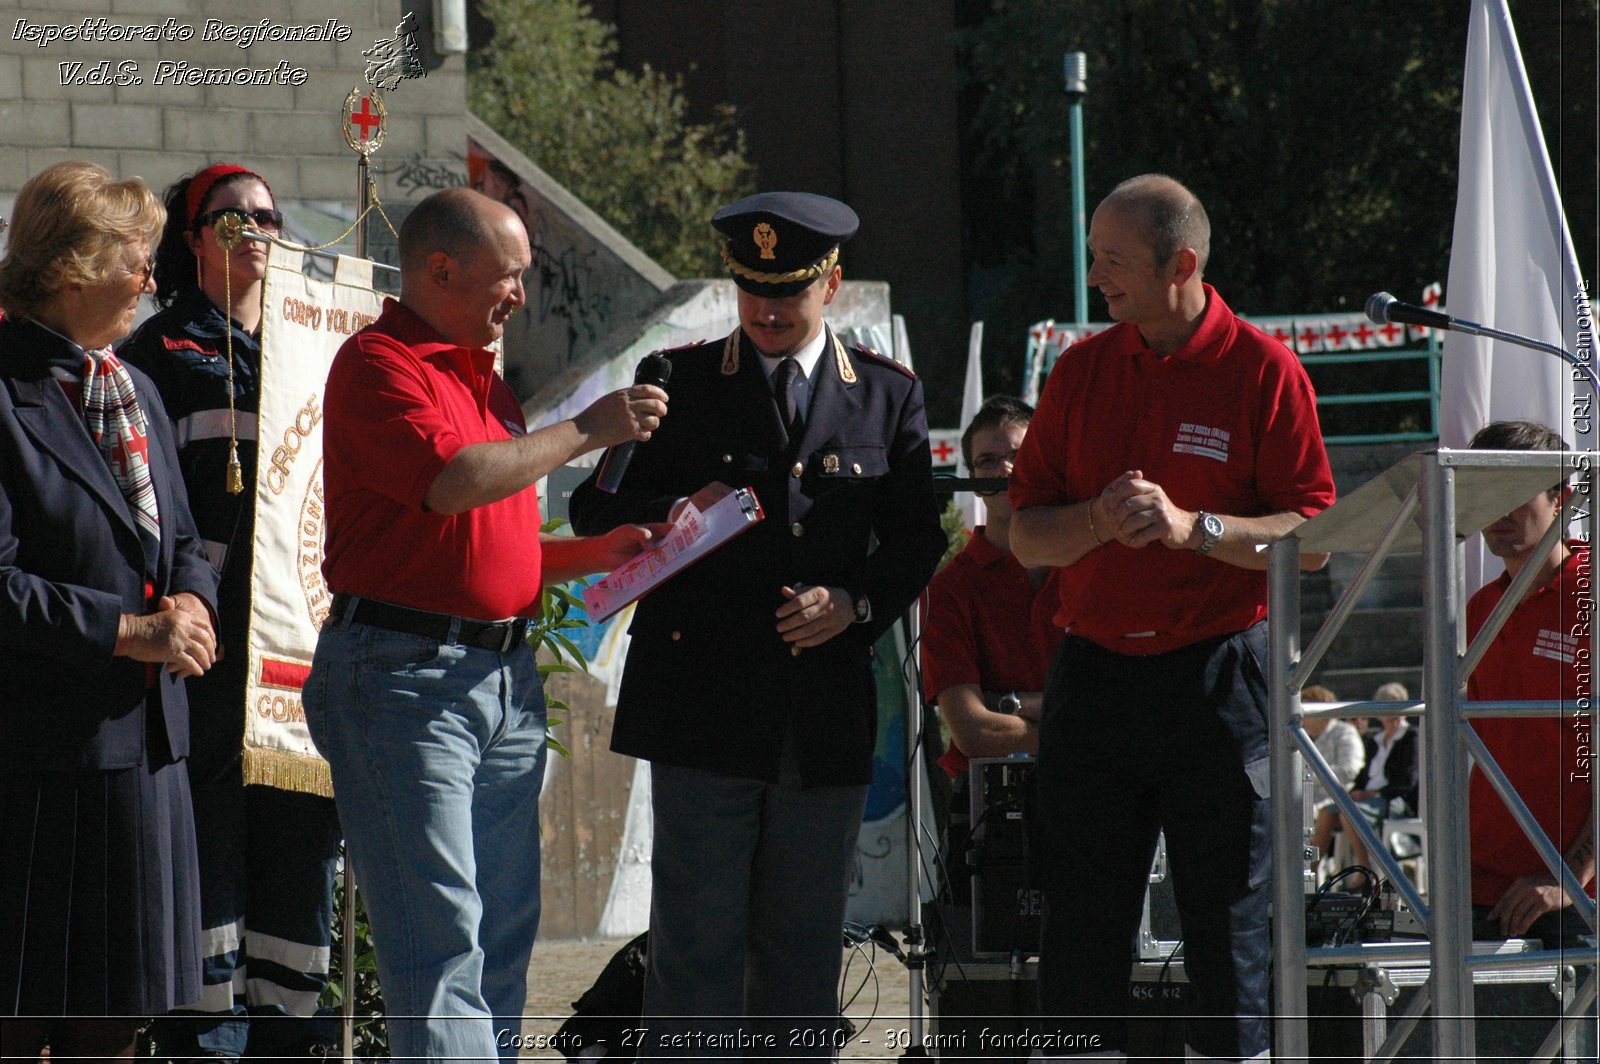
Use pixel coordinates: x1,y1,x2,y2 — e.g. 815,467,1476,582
121,165,341,1063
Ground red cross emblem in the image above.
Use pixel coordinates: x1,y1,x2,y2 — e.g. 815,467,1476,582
1297,326,1322,351
1352,322,1375,347
930,439,956,463
341,86,388,157
1324,323,1349,349
350,97,381,140
1378,321,1403,344
1272,326,1294,346
110,419,150,472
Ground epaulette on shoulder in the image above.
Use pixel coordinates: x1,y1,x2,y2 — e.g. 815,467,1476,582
646,338,715,371
655,338,712,357
852,343,916,379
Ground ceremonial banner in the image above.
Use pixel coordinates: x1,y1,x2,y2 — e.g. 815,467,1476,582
243,247,383,795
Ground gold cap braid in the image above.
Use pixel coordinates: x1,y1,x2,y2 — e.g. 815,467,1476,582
719,243,839,286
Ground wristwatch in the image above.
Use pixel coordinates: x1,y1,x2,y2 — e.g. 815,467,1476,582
1195,511,1224,556
851,590,871,624
998,691,1022,715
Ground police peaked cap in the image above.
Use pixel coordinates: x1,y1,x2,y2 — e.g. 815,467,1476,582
712,191,859,297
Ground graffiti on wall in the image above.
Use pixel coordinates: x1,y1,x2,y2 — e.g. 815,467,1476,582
466,140,614,368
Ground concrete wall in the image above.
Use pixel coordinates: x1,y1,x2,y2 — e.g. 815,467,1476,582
464,114,674,399
0,0,468,233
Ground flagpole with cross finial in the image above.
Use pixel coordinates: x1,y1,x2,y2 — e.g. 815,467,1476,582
342,86,389,260
336,82,387,1064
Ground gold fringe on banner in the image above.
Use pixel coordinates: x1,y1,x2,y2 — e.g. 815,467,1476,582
242,746,334,798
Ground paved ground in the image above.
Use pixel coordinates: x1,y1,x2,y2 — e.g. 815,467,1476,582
520,936,930,1059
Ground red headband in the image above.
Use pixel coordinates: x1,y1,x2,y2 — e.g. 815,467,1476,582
184,164,271,229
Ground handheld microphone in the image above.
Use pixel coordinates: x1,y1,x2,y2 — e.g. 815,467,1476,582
596,353,672,494
1365,291,1452,331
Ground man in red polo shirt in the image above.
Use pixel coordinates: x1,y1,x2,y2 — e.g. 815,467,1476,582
301,188,668,1064
1465,420,1595,948
923,395,1063,780
1009,174,1335,1062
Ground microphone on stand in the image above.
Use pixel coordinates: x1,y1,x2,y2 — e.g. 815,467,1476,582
1364,291,1452,331
1365,290,1599,397
932,474,1010,496
596,353,672,494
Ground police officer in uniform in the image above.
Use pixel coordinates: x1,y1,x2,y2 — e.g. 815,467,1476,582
570,192,945,1054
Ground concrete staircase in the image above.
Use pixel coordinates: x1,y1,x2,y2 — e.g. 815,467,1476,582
1297,443,1428,700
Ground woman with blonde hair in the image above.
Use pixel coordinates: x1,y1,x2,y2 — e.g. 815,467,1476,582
0,161,219,1062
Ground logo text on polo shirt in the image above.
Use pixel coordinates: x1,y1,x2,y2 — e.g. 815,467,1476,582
1173,422,1231,463
1534,627,1578,664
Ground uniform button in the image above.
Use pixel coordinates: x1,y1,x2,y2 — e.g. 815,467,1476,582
791,462,804,478
852,462,862,475
722,454,733,463
791,522,804,537
670,631,681,641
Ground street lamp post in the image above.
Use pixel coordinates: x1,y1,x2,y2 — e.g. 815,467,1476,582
1064,51,1089,328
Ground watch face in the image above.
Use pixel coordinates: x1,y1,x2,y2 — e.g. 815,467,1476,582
1204,513,1224,538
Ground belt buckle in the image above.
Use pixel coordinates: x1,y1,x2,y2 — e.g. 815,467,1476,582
477,621,525,653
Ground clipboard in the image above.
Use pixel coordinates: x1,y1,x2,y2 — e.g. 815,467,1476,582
580,486,765,622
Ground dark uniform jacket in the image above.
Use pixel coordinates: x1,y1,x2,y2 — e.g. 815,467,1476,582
120,290,260,782
570,327,944,786
0,315,219,770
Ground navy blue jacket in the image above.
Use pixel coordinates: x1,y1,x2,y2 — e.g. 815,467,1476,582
1,315,219,770
120,291,259,780
569,327,945,786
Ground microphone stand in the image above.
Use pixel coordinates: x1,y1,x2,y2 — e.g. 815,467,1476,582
1370,293,1600,399
1440,314,1600,398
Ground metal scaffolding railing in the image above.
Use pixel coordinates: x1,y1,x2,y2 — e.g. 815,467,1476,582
1269,447,1600,1062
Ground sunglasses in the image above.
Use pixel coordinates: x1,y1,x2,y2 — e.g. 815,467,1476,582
195,207,284,232
119,257,156,285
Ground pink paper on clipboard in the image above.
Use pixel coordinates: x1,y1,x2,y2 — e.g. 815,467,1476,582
580,485,765,622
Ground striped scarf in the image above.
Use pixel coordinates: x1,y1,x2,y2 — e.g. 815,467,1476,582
82,348,162,547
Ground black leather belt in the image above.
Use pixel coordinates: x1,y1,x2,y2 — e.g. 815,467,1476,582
331,593,532,653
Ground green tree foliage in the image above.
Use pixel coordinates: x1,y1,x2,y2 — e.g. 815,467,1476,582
469,0,755,278
958,0,1596,402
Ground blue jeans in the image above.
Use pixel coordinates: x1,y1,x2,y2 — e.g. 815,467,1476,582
302,615,546,1064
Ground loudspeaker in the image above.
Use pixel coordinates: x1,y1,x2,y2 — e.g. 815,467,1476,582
968,758,1040,958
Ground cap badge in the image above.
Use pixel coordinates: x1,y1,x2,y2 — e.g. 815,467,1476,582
753,222,778,260
823,454,840,474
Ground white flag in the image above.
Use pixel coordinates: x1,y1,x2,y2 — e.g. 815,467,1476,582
956,321,986,529
1438,0,1597,591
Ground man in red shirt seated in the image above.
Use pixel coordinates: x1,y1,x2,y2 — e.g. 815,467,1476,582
923,396,1064,782
1466,420,1595,949
921,396,1064,961
302,188,668,1063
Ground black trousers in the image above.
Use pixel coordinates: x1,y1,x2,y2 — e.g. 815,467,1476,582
1035,623,1273,1060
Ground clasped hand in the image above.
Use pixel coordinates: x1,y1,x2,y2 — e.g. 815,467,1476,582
776,584,852,649
1091,469,1198,550
116,593,217,678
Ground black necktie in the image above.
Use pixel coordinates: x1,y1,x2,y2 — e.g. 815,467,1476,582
775,356,802,438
